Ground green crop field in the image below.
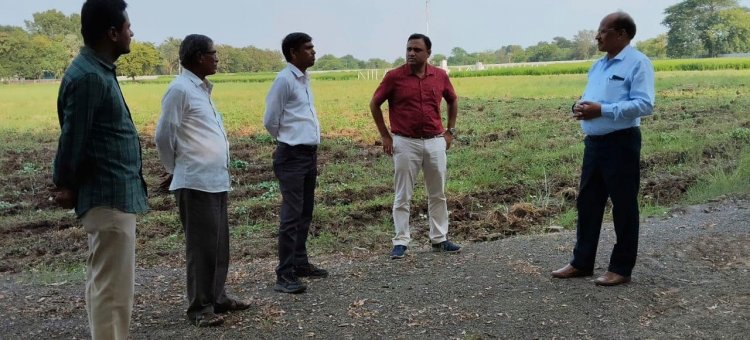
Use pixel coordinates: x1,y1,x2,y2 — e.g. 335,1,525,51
1,68,749,274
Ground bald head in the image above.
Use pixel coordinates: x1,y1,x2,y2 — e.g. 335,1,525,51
602,11,636,40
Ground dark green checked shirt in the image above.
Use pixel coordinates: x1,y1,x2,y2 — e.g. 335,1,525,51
53,47,148,218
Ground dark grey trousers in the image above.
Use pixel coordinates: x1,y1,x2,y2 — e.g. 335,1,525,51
273,142,317,278
174,189,230,318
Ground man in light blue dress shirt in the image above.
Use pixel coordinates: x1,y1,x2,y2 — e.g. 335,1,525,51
264,32,329,294
552,12,655,286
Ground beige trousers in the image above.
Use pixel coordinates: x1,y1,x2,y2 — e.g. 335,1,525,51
392,135,449,246
81,207,136,340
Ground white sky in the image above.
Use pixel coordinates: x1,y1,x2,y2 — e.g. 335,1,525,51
2,0,749,60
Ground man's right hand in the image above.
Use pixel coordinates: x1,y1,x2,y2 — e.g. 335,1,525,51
53,187,76,209
381,134,394,156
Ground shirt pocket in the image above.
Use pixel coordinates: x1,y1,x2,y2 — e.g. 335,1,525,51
604,76,628,102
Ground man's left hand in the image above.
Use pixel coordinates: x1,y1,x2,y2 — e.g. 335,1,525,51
572,101,602,120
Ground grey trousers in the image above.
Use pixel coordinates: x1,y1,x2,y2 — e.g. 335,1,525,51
174,189,231,318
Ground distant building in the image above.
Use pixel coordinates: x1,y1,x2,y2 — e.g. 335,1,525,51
440,59,449,74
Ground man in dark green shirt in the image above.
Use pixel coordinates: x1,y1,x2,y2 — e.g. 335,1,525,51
52,1,147,339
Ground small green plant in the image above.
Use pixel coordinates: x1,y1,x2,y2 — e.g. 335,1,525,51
729,127,750,142
0,200,13,209
248,181,280,201
230,159,249,170
555,208,578,229
254,134,275,144
20,162,41,174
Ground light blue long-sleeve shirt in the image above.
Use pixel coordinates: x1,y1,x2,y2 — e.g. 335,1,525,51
580,45,655,136
263,63,321,146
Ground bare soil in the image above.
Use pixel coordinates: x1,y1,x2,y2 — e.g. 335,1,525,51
0,135,707,274
1,197,747,339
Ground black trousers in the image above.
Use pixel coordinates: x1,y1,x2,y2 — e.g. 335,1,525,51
174,189,230,317
273,142,317,278
571,127,641,277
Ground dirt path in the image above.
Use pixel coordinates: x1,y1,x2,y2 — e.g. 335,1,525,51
1,198,748,339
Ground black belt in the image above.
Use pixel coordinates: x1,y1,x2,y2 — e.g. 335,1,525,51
586,127,639,141
278,142,318,151
393,133,443,140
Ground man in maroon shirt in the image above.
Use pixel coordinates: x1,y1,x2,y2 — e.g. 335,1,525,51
370,33,461,259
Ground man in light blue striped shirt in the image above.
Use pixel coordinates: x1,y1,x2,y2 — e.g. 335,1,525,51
552,11,655,286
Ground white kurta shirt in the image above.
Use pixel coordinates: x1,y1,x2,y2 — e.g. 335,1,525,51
155,69,230,192
263,63,321,146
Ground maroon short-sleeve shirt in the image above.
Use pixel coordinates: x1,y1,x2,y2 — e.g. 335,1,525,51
372,64,457,138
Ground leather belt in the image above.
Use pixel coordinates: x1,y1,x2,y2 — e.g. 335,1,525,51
585,127,639,141
393,133,443,140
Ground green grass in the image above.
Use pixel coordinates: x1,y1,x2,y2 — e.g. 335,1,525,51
1,68,749,271
450,57,750,78
684,148,750,204
17,262,86,285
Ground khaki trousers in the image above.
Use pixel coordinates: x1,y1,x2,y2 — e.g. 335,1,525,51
392,135,449,246
81,207,136,340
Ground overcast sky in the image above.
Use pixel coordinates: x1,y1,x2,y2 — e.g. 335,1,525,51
2,0,749,60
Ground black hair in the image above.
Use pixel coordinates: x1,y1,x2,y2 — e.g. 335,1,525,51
281,32,312,62
408,33,432,50
611,12,636,40
80,0,128,46
179,34,214,68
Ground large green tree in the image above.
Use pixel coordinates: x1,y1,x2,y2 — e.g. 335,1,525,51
637,34,668,59
663,0,750,57
526,42,565,62
312,54,345,70
25,9,82,64
158,37,182,75
572,30,598,60
24,10,80,38
117,41,161,80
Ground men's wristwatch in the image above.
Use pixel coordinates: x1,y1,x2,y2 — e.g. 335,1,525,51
447,128,457,136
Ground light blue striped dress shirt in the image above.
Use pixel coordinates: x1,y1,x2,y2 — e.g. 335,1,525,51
580,45,656,136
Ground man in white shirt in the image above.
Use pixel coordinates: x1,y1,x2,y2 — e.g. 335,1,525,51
264,32,328,294
155,34,249,327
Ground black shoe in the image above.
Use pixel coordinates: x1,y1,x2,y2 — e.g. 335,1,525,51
274,275,307,294
294,263,329,278
390,245,407,259
188,312,224,327
432,240,461,253
214,299,251,314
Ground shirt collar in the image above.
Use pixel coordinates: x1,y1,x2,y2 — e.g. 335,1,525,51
401,63,436,77
606,44,633,62
181,68,213,92
80,46,117,72
287,63,307,79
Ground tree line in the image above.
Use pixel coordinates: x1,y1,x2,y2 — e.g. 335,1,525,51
1,0,748,80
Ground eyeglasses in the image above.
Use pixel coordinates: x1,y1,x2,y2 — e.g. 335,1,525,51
597,28,621,35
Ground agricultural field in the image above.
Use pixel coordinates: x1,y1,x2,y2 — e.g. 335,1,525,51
0,68,749,278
